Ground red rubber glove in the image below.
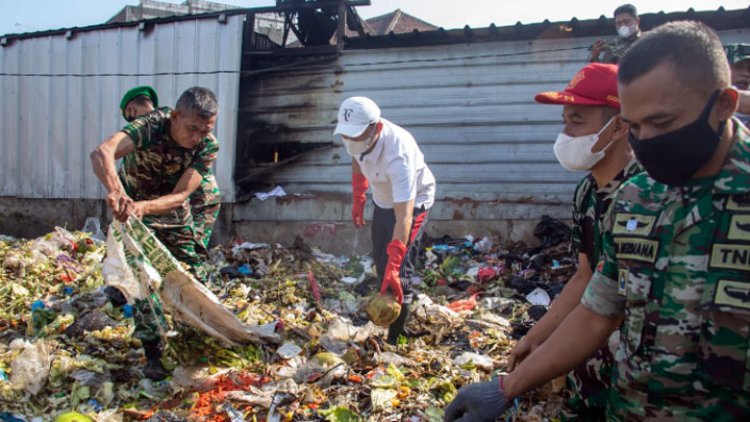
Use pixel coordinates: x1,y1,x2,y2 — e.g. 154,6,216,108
352,173,369,228
380,239,406,304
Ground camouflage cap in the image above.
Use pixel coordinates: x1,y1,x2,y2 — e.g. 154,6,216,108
724,43,750,65
119,86,158,119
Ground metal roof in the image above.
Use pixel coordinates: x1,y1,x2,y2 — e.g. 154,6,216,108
344,6,750,49
0,0,372,41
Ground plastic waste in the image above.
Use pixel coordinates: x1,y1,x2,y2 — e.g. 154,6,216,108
525,288,551,306
231,242,270,259
319,318,377,354
453,352,494,371
527,304,548,321
10,338,51,395
122,304,133,318
476,267,499,283
223,403,246,422
473,236,493,253
533,215,572,249
103,219,279,346
82,217,106,242
276,342,303,360
53,412,93,422
294,352,347,384
446,293,479,313
237,264,253,276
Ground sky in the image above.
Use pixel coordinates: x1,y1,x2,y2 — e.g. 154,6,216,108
1,0,749,36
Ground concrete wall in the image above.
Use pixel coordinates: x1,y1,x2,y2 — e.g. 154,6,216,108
0,197,553,254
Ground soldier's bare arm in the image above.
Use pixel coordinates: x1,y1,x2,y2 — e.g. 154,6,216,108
90,132,136,221
502,304,621,399
132,167,203,217
508,252,594,368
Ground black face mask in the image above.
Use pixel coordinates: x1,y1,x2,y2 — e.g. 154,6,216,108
628,90,726,186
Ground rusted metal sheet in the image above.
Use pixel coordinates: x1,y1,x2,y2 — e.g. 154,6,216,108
234,28,749,227
0,14,243,201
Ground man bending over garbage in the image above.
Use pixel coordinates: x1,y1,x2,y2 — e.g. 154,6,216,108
335,97,436,344
507,63,641,420
118,85,222,250
90,86,220,380
445,21,750,421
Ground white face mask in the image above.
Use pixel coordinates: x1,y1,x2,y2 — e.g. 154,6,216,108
342,128,377,158
553,117,616,171
617,25,635,39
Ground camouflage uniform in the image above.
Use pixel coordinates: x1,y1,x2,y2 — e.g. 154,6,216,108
189,151,221,249
724,44,750,127
563,158,643,421
120,107,219,341
583,120,750,420
591,31,641,65
724,43,750,65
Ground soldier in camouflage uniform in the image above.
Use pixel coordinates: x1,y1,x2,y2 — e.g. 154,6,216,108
590,4,642,65
91,87,220,380
119,86,222,249
506,63,641,420
724,44,750,126
445,21,750,422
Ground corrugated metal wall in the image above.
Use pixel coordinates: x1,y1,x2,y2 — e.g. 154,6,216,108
0,15,244,201
242,28,749,224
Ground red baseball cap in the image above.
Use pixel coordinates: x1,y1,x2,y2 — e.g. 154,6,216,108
535,63,620,110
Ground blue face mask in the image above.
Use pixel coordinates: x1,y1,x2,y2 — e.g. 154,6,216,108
628,90,726,186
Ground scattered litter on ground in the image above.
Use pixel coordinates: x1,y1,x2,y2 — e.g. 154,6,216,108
0,217,575,421
255,186,287,201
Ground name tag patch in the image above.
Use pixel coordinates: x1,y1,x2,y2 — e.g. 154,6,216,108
710,244,750,271
714,279,750,310
726,196,750,212
728,214,750,242
613,213,656,236
614,237,659,263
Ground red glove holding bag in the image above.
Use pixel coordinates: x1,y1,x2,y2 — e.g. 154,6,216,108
380,239,406,304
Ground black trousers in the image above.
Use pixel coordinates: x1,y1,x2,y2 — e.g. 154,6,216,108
371,203,429,305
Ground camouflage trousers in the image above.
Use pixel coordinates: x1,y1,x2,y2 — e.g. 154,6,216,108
560,335,616,421
132,210,212,342
189,173,221,249
133,294,169,342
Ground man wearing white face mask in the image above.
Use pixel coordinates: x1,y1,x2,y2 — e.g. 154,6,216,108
590,4,642,64
334,96,436,344
505,63,642,420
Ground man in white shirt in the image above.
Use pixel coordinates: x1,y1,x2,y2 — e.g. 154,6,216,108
334,97,437,344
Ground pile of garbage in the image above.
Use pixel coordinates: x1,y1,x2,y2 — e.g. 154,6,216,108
0,216,574,421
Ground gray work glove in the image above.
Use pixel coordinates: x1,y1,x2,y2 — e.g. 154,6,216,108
444,378,507,422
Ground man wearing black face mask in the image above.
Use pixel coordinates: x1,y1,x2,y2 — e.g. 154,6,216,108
444,21,750,422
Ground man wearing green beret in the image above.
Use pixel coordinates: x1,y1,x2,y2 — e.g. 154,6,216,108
724,44,750,126
92,86,221,380
120,85,159,122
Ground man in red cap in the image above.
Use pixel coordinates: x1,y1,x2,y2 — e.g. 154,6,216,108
445,63,640,421
334,96,436,344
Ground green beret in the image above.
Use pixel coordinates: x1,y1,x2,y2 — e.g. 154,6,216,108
724,43,750,65
119,85,158,119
